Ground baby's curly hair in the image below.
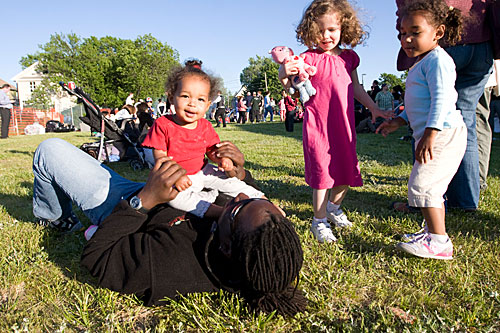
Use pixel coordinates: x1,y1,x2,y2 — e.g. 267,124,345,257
165,59,221,101
296,0,367,49
399,0,463,46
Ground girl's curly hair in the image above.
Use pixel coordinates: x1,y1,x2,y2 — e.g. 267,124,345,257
165,59,221,101
399,0,463,46
296,0,367,49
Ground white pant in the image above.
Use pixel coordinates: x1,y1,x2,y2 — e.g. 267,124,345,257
168,163,264,217
408,126,467,208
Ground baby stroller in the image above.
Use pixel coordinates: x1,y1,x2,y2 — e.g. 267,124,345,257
59,82,152,170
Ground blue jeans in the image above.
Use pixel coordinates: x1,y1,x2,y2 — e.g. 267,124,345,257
32,138,144,224
444,42,493,210
263,106,274,121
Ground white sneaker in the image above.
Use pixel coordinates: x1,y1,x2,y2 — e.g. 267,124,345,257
327,210,353,228
310,221,337,243
396,232,453,260
401,220,428,242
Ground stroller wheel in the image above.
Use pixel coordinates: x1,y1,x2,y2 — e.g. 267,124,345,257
129,159,144,171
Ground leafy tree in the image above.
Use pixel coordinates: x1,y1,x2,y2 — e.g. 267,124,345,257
378,72,408,90
240,55,281,99
20,33,180,108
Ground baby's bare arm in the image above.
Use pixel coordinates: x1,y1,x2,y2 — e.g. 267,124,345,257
153,149,168,161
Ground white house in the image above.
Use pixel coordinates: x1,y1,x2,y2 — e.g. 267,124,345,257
11,62,76,112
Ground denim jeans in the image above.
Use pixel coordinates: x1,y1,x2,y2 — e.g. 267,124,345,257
32,138,144,224
263,106,274,121
444,42,493,209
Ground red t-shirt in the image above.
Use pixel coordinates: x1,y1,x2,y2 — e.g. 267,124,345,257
142,115,220,175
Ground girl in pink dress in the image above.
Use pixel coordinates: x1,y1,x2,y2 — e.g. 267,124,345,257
280,0,390,243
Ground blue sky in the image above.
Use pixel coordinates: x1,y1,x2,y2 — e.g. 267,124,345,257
1,0,401,93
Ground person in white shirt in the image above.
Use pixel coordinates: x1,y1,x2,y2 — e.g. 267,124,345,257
0,84,13,139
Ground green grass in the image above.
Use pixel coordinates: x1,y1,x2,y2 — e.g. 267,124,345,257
1,122,499,332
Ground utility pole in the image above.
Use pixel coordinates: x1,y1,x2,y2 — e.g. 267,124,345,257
264,72,268,92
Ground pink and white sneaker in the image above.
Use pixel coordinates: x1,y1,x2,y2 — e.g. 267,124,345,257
84,225,98,241
396,232,453,260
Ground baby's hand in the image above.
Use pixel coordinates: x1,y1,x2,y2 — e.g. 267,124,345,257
219,157,234,172
174,175,192,192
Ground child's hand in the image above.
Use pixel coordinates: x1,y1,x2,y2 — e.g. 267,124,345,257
415,128,438,164
283,58,300,76
207,142,245,179
174,175,192,191
219,157,234,172
371,107,394,122
376,117,406,137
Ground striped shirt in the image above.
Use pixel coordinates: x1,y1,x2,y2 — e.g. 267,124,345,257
375,91,394,110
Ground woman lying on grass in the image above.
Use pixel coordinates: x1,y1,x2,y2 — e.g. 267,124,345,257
32,138,307,316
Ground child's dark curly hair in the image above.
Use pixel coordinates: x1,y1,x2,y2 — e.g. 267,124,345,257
296,0,367,49
165,59,221,101
399,0,463,46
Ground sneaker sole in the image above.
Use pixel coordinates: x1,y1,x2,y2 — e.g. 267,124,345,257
396,243,453,260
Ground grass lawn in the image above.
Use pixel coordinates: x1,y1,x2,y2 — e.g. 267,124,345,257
0,121,499,332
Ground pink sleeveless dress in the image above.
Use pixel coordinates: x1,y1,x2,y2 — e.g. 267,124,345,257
301,49,363,189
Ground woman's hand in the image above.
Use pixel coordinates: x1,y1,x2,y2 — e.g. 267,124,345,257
210,141,245,179
138,156,186,210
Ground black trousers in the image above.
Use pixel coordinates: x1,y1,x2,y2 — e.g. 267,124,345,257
249,108,260,123
238,111,246,124
214,108,226,127
0,107,11,138
285,110,295,132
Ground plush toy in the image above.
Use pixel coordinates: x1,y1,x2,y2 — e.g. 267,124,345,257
269,46,317,103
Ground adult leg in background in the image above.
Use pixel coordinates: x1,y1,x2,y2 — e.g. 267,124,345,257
0,107,11,138
445,42,493,210
32,138,144,225
476,88,492,190
285,110,295,132
489,98,500,134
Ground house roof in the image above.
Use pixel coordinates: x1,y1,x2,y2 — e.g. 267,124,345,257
0,78,16,90
12,62,42,82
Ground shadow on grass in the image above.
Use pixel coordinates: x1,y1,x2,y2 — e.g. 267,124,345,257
232,120,303,141
0,181,34,221
487,135,500,178
41,226,98,285
345,188,500,243
2,149,35,157
244,160,305,179
234,121,418,168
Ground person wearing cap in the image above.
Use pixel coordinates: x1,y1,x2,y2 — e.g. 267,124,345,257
145,97,155,117
0,84,13,139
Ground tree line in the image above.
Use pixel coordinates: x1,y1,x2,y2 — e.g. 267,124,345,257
21,33,179,109
21,32,406,109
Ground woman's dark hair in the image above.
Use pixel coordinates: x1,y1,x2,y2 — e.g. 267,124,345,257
231,213,307,316
165,59,221,101
399,0,463,45
296,0,367,49
136,102,149,114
